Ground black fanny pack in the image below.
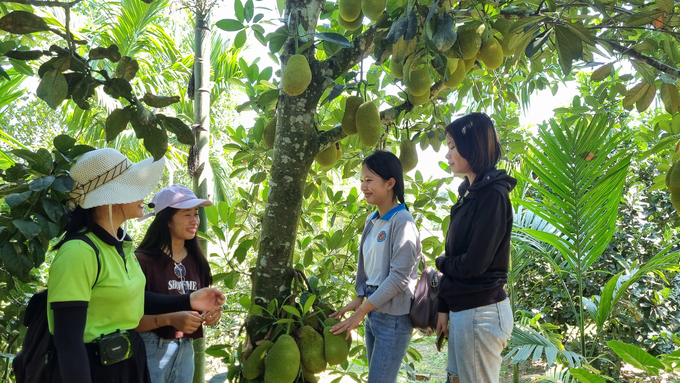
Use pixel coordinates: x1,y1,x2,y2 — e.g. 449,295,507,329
92,330,134,366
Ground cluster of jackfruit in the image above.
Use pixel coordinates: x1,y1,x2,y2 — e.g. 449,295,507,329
338,0,386,30
241,318,351,383
341,97,383,146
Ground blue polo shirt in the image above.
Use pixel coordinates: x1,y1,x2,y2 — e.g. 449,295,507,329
363,204,407,286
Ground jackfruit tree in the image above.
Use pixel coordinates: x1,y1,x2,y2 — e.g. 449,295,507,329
212,0,680,348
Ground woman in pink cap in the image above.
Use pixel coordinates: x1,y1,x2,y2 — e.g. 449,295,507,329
134,185,222,383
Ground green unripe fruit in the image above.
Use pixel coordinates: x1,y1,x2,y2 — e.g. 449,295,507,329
342,96,364,135
282,54,312,96
399,140,418,172
478,37,504,70
339,11,364,31
355,101,382,146
459,28,482,60
362,0,386,21
323,327,349,365
243,340,273,380
263,116,276,149
316,144,339,167
264,335,300,383
338,0,362,22
407,90,429,106
390,58,404,79
298,326,327,374
408,65,431,97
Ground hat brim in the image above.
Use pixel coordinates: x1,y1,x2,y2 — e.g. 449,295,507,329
81,157,166,209
170,199,213,210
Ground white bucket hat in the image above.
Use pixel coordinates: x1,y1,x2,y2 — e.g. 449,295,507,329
69,148,166,209
139,184,212,221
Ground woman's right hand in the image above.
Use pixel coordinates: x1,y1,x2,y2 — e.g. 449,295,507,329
329,296,363,320
168,311,203,334
436,312,449,338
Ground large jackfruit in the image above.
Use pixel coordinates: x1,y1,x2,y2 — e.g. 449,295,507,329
458,27,483,60
667,161,680,214
338,0,362,22
323,318,352,349
407,65,431,97
444,58,465,88
298,326,327,374
477,37,504,70
362,0,386,21
282,54,312,96
356,101,382,146
323,326,349,365
339,11,364,31
463,57,476,72
316,143,339,167
263,116,276,149
399,140,418,172
342,96,364,135
243,340,273,380
264,335,300,383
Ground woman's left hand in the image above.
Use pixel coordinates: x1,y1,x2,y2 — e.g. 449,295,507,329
202,307,223,326
331,311,366,340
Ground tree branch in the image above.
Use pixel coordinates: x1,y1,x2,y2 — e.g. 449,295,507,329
602,39,680,79
381,81,448,125
318,125,346,150
2,0,83,7
319,25,379,81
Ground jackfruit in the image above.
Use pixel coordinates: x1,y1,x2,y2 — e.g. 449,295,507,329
458,27,483,60
316,301,335,317
264,335,300,383
402,53,419,88
407,90,429,106
282,54,312,96
477,37,504,70
263,116,276,149
356,101,382,146
362,0,386,21
446,58,459,73
444,58,465,88
338,0,362,22
339,11,364,31
324,318,339,327
342,96,364,135
667,161,680,214
408,65,431,97
492,18,510,36
323,326,349,365
243,340,273,380
303,369,319,383
399,140,418,172
316,144,339,167
463,57,476,72
390,58,403,79
298,326,327,374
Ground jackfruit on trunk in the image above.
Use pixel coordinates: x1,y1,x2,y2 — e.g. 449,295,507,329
264,335,300,383
243,340,273,380
298,326,327,374
282,54,312,96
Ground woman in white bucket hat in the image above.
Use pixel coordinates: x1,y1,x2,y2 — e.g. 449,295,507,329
134,185,221,383
46,148,225,383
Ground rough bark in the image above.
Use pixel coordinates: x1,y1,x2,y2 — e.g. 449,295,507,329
192,9,211,383
246,0,327,343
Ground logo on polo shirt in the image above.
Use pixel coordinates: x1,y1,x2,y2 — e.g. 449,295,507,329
377,231,387,242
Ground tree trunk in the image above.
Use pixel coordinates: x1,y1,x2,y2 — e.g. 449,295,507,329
192,9,212,383
245,0,327,342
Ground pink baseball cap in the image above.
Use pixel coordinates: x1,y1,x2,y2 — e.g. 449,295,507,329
139,184,212,221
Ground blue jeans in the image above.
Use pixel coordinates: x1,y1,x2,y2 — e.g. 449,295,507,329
365,287,413,383
447,298,513,383
141,331,195,383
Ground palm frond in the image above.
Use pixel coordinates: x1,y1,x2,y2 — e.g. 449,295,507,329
505,324,584,369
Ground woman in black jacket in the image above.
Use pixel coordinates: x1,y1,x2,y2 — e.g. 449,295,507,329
435,113,516,383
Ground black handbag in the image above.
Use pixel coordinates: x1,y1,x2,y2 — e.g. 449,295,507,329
409,257,442,336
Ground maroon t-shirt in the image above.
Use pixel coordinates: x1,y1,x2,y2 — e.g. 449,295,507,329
136,249,208,339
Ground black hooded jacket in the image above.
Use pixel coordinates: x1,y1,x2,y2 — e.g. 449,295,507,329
436,169,517,313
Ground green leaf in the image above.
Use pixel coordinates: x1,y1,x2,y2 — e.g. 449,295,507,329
159,116,194,145
52,175,74,192
244,0,254,22
234,239,253,263
607,340,665,375
239,296,251,309
656,0,674,12
105,108,132,142
205,205,219,226
234,30,247,49
636,82,656,113
234,0,244,22
103,78,133,100
590,63,613,82
12,219,41,240
5,191,32,208
42,197,64,222
142,126,168,161
218,201,230,223
0,11,50,34
554,26,581,76
136,99,157,126
0,242,33,281
36,69,68,110
29,176,55,191
660,83,680,115
215,19,245,31
282,305,301,317
314,33,352,48
222,271,240,289
250,172,267,184
625,11,664,27
569,368,606,383
142,93,180,108
53,134,76,153
623,82,650,108
277,0,284,16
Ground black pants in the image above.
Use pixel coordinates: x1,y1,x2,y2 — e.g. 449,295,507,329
84,331,151,383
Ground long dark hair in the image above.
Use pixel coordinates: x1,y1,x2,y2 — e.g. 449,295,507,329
445,112,502,175
363,150,409,211
53,206,97,250
136,207,212,285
